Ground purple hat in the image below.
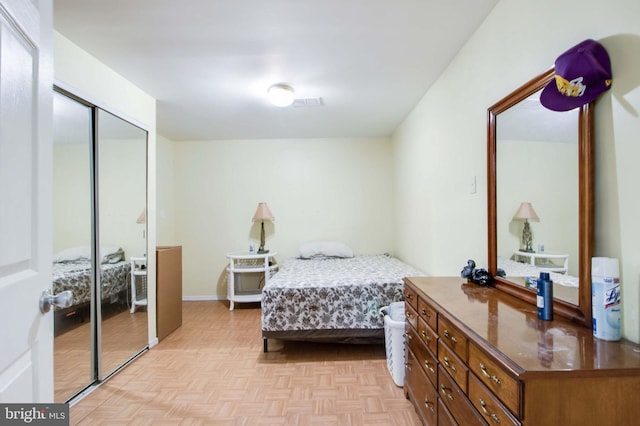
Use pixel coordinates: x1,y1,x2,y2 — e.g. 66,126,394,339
540,39,612,111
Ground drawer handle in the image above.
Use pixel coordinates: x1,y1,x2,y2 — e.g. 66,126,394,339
440,384,454,401
443,356,457,373
404,332,412,341
443,329,458,344
479,363,502,385
420,308,431,318
424,359,435,373
406,311,414,319
424,399,435,413
405,293,413,301
480,398,501,424
420,330,431,343
405,362,412,372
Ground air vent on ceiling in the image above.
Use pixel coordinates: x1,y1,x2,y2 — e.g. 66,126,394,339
292,97,323,107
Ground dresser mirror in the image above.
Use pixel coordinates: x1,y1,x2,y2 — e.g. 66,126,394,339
487,69,594,327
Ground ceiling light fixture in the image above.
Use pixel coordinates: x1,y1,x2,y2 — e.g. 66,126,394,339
267,84,295,107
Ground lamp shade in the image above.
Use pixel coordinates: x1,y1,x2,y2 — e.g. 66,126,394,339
136,208,146,224
513,202,539,221
252,202,275,222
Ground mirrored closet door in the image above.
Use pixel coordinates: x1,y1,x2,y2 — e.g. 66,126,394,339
52,89,148,402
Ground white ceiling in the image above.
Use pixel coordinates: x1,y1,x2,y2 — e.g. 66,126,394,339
53,0,499,141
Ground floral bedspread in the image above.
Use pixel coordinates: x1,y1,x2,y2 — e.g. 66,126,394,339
52,260,131,307
261,254,424,332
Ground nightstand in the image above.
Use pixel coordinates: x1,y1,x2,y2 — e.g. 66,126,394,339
226,251,278,311
515,250,569,274
130,257,147,313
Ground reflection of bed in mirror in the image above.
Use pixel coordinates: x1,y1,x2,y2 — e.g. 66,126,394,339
498,256,578,305
52,246,131,335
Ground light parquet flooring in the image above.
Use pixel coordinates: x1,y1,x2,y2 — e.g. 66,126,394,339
70,301,421,425
55,305,148,402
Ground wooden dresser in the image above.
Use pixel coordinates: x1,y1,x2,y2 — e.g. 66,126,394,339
404,276,640,425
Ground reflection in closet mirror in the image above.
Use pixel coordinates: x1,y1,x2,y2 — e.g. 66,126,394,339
52,88,149,402
52,91,93,402
97,108,148,378
487,69,594,327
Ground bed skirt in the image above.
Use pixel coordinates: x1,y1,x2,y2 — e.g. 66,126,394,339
262,328,384,352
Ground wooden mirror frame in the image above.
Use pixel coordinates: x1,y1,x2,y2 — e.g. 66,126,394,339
487,69,594,328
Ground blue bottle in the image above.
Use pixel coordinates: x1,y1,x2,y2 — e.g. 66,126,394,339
537,272,553,320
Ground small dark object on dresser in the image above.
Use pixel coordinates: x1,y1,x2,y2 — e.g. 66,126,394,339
460,259,491,286
461,259,476,279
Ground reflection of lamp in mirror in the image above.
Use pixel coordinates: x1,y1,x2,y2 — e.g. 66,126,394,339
513,202,539,253
252,202,275,254
136,207,146,239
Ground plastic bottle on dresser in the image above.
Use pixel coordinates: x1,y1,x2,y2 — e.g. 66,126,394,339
592,257,621,341
537,271,553,321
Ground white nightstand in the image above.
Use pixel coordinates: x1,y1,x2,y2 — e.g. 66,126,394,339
515,250,569,274
130,257,148,313
226,251,278,311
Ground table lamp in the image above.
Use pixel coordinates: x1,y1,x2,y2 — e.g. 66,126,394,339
252,202,275,254
513,202,539,253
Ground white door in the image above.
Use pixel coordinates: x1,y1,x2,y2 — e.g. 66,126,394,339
0,0,54,402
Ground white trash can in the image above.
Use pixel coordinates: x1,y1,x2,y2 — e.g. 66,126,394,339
380,301,406,387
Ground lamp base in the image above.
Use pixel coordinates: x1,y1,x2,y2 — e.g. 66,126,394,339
257,249,269,254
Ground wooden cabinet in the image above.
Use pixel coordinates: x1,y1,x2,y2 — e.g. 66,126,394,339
156,246,182,341
403,276,640,426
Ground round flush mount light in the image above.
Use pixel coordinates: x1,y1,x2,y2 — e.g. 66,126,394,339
267,84,295,107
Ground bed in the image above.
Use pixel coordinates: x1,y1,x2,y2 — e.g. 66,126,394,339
52,246,131,332
261,243,424,352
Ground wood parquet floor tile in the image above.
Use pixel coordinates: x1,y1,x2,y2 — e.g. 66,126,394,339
69,301,421,425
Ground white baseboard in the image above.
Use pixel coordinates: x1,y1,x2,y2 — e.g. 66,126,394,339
182,295,225,301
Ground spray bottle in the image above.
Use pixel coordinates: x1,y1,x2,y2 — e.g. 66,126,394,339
592,257,621,341
537,271,553,321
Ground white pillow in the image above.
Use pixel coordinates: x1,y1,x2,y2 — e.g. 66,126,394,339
53,246,124,263
299,241,354,259
53,246,91,262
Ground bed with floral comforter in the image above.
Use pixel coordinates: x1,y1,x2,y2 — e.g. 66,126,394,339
261,254,423,352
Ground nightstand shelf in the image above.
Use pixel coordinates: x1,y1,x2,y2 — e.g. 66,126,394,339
515,250,569,274
226,251,278,311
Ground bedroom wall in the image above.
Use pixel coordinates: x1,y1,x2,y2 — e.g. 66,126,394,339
173,137,395,298
53,32,159,343
156,134,177,245
52,139,146,259
392,0,640,342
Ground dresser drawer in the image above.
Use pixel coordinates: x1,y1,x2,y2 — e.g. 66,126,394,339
468,342,521,418
417,297,437,330
438,365,487,425
405,303,418,330
406,348,438,426
469,374,521,426
438,315,468,362
438,340,468,394
438,399,457,426
404,284,418,311
409,325,438,388
417,315,438,355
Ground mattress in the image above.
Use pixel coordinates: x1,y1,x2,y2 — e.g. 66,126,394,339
52,259,131,307
261,254,424,333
